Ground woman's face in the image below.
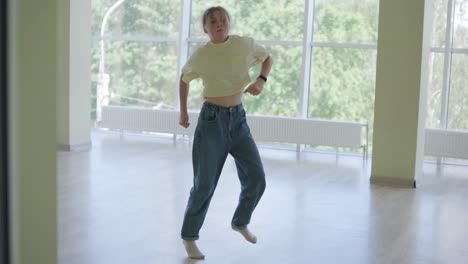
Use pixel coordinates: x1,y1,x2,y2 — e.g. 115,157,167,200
203,10,230,43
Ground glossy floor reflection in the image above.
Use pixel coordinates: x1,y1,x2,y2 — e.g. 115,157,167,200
58,130,468,264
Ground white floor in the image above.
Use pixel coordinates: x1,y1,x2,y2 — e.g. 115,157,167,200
58,130,468,264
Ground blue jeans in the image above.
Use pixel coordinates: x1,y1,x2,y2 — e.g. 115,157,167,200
181,102,266,240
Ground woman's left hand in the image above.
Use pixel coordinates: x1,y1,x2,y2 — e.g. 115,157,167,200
244,79,264,96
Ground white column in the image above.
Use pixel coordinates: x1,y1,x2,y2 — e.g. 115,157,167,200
370,0,426,187
57,0,92,151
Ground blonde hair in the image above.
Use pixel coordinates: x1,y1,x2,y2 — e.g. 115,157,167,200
202,6,231,27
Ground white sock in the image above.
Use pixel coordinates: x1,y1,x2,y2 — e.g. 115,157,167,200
232,226,257,244
183,240,205,259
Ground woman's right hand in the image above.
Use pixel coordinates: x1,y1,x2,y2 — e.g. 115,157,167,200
179,112,190,128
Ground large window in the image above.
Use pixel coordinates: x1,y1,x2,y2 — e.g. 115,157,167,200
92,0,378,123
91,0,382,153
308,0,378,153
91,0,180,121
426,0,468,130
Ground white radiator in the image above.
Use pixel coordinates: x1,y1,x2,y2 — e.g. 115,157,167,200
101,105,367,150
425,128,468,159
246,115,365,148
101,105,198,135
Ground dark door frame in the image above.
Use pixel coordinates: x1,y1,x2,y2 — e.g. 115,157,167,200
0,0,10,262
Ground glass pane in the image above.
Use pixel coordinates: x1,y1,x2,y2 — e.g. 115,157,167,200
243,45,302,117
447,54,468,129
91,40,178,110
313,0,379,43
190,0,305,40
453,0,468,48
92,0,112,35
429,0,449,48
186,42,206,111
425,52,445,128
309,47,376,124
91,0,180,37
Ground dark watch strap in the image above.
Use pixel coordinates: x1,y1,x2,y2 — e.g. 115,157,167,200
258,75,267,82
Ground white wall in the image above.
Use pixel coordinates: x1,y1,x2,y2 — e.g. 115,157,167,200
9,0,57,263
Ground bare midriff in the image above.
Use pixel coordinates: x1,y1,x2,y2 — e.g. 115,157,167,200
204,92,243,107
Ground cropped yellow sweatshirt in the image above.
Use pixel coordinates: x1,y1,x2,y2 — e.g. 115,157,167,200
181,35,269,97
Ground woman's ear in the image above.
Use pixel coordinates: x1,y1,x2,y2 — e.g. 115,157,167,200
203,26,208,34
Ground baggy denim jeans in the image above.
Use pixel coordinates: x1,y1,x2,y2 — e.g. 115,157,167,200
181,102,266,240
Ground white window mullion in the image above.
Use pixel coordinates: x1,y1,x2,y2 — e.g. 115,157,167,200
188,37,303,46
451,48,468,54
440,0,456,129
312,42,377,50
92,35,178,42
299,0,315,118
176,0,192,108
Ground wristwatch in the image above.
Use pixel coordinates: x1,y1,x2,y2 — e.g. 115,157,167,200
258,75,267,82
